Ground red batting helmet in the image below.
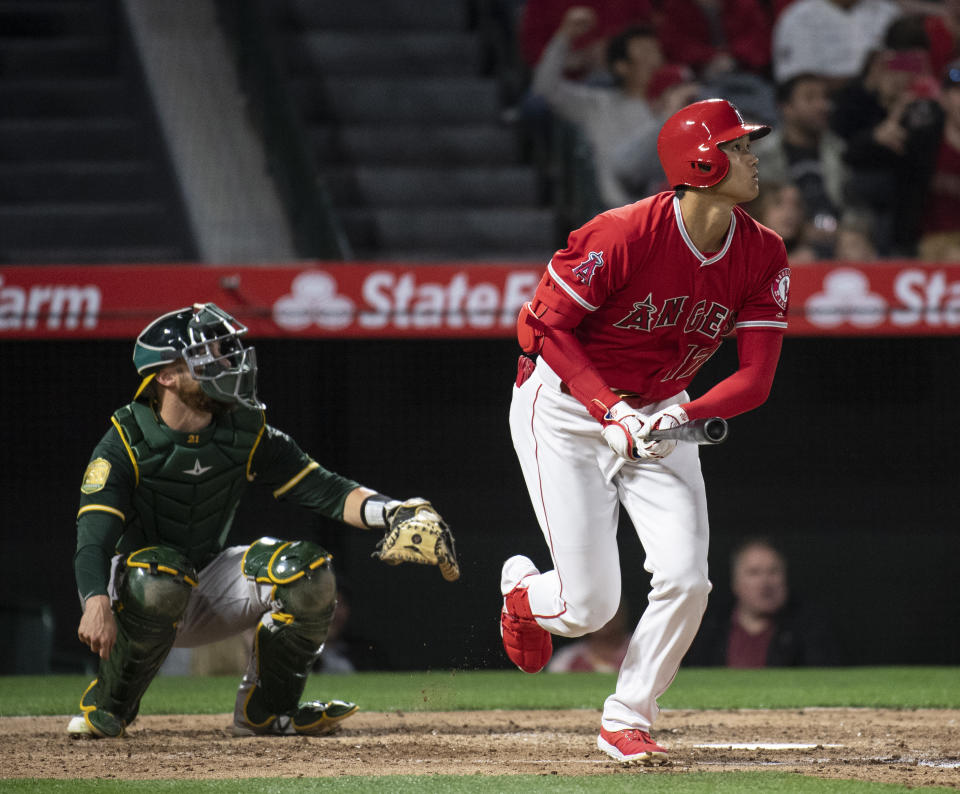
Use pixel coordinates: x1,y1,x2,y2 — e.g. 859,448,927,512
657,98,771,189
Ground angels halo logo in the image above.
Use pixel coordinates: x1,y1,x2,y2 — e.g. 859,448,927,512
771,267,790,310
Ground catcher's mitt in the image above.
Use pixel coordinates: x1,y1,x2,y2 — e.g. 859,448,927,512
372,498,460,582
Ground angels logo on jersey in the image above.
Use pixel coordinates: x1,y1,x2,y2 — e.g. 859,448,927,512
772,267,791,311
571,251,604,285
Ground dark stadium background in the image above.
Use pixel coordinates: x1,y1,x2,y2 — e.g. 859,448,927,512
2,334,957,672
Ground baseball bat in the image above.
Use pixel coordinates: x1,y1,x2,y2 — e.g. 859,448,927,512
647,417,728,445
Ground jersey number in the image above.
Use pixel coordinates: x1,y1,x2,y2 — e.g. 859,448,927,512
661,344,719,382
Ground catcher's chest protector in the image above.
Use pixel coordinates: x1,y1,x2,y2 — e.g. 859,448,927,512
113,401,263,565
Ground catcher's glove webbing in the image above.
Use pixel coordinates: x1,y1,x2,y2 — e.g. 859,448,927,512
372,498,460,582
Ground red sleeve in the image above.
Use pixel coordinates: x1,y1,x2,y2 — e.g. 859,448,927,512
530,216,633,421
681,329,783,420
540,331,620,421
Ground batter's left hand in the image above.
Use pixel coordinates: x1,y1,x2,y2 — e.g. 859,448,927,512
639,404,689,459
601,400,651,461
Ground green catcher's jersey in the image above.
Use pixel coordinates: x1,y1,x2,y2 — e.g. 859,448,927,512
74,400,360,602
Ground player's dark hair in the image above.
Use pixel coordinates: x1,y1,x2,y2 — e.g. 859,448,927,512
136,377,160,404
606,24,658,75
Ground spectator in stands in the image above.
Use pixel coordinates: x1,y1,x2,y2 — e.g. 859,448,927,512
518,0,654,82
546,599,632,672
685,538,840,668
921,0,960,77
746,181,818,261
830,16,944,255
834,211,880,260
611,64,705,199
314,583,388,673
529,6,664,209
751,73,849,257
917,58,960,261
657,0,773,79
772,0,902,88
656,0,779,124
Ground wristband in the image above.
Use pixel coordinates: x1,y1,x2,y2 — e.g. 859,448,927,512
360,494,401,529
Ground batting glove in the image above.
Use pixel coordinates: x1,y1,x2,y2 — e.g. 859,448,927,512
637,404,689,460
600,400,652,461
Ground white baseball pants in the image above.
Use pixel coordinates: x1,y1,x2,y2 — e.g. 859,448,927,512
509,358,711,731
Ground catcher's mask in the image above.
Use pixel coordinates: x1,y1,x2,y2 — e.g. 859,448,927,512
132,302,265,410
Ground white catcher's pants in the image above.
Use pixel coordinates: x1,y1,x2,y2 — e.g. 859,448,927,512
106,545,276,648
509,358,711,732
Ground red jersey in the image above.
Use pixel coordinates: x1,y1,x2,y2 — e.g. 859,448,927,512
545,192,789,404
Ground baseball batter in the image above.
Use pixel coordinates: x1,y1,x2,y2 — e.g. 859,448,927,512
500,99,790,764
70,303,457,739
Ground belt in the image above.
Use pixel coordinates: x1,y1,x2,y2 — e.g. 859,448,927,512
559,382,651,409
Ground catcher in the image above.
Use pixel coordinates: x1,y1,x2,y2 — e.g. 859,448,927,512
69,303,458,739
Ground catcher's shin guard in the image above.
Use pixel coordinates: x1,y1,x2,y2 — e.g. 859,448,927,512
80,547,196,736
234,538,352,735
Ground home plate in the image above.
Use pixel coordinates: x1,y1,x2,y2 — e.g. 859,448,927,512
693,742,843,750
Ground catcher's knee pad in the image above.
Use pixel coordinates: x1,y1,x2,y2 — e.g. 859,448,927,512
84,546,197,728
236,538,336,730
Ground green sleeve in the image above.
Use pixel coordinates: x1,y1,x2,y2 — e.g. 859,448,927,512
250,425,361,520
74,425,135,601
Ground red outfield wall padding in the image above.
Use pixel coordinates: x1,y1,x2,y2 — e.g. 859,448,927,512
1,261,958,338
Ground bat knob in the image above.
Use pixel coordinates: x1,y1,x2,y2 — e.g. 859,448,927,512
703,417,728,444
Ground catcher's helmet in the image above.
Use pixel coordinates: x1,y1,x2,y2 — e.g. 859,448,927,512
657,98,771,189
132,302,264,410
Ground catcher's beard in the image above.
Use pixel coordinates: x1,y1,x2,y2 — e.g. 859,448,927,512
176,378,233,417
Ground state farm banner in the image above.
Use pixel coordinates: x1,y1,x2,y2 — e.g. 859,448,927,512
1,261,959,338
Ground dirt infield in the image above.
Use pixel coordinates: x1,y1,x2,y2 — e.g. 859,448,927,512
3,708,959,787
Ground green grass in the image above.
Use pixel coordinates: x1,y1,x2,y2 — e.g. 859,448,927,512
2,668,958,792
2,667,958,717
0,775,950,793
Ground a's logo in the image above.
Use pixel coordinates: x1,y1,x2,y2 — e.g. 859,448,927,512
805,268,886,328
81,458,111,494
183,459,213,477
273,271,355,330
571,251,605,286
771,267,791,311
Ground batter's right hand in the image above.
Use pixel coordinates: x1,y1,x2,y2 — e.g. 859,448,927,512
78,594,117,660
600,400,651,461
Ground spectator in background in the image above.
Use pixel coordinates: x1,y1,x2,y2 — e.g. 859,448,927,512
834,211,880,260
518,0,654,81
918,58,960,261
656,0,779,124
612,63,705,199
529,6,663,208
922,0,960,77
772,0,902,88
752,73,849,257
657,0,773,79
685,538,839,668
547,600,632,672
745,181,818,261
831,16,944,255
314,583,388,673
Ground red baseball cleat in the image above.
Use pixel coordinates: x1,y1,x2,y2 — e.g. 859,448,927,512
597,727,669,765
499,556,552,673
